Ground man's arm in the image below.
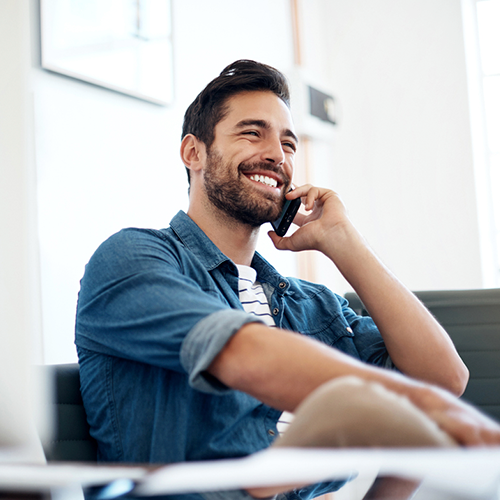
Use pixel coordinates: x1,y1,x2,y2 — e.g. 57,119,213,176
209,324,498,500
208,184,500,446
208,321,500,446
268,185,468,395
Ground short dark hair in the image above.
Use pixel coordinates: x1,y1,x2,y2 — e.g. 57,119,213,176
181,60,291,183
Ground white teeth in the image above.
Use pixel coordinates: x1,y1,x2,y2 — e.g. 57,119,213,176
249,174,277,188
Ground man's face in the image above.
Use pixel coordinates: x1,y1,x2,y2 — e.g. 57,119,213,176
202,91,297,227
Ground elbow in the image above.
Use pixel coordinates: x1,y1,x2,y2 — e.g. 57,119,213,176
446,363,469,397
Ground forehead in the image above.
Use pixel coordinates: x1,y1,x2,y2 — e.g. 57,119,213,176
217,91,295,135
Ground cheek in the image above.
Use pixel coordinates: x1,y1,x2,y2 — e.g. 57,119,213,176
285,160,294,181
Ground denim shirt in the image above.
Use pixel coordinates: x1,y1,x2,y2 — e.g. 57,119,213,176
75,210,391,500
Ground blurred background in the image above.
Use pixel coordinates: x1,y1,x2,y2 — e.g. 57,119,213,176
1,0,499,366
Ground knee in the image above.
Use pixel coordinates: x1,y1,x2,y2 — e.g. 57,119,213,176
274,376,457,449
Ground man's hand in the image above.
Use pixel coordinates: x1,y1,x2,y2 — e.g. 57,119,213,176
268,184,350,254
268,182,469,396
409,383,500,446
210,322,500,446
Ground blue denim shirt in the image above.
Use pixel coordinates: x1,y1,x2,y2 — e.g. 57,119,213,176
75,210,391,500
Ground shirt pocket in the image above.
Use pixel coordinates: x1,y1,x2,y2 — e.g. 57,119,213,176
283,287,355,347
302,312,355,347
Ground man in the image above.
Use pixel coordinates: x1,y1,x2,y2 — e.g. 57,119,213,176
76,60,500,500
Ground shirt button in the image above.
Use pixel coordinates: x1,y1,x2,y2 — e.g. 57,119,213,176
346,327,353,333
268,429,276,436
273,308,279,315
279,282,286,289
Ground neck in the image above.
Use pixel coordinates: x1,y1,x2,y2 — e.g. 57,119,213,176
187,202,260,266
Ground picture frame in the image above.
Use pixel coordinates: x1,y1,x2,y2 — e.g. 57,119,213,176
40,0,173,106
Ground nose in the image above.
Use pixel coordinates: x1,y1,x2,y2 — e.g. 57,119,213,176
261,136,285,166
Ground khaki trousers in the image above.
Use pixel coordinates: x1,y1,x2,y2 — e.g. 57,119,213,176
272,376,457,449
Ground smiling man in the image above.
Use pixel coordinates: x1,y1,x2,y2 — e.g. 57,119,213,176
199,103,297,226
76,60,500,500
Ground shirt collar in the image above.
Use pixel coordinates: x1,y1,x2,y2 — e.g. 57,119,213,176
169,210,289,290
252,252,289,290
169,210,232,271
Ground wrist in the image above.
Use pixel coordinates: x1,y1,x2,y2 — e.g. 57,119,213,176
368,368,431,408
316,219,366,262
391,377,446,415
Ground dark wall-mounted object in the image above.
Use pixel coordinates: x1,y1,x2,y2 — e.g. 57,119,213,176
308,86,336,125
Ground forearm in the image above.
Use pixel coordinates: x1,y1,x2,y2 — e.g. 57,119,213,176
320,222,468,395
208,322,423,413
208,322,500,446
270,185,467,395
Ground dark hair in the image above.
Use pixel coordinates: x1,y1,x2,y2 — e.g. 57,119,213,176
181,60,291,183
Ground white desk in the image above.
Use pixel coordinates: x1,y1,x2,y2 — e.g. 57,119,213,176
1,448,499,499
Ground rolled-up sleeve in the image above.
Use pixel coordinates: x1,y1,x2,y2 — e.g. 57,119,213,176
76,228,260,380
181,309,264,394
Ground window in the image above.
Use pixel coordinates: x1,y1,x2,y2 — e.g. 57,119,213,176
463,0,500,285
476,1,500,283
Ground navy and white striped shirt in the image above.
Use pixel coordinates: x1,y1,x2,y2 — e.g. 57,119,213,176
236,264,293,433
235,264,276,328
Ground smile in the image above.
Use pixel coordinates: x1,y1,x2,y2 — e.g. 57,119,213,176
248,174,278,188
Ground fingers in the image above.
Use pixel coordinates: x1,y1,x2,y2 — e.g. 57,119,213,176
426,400,500,446
286,184,323,212
428,411,481,446
285,183,312,200
269,183,348,253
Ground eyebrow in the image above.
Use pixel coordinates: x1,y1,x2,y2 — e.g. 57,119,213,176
235,119,299,144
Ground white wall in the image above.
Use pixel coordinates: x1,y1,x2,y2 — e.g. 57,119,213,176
319,0,484,293
0,2,40,366
25,0,489,364
33,0,301,364
0,0,49,458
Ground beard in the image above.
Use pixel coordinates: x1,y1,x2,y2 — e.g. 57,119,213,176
203,148,291,227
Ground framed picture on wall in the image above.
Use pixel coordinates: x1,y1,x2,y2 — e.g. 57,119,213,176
40,0,173,106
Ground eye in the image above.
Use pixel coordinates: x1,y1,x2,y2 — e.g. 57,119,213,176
242,130,259,137
283,141,297,153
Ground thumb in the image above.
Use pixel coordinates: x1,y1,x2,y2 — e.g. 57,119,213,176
268,231,294,251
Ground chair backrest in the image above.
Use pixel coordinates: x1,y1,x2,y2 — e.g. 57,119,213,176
44,363,98,462
345,289,500,421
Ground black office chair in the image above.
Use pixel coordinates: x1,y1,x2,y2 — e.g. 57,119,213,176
44,363,98,462
345,288,500,421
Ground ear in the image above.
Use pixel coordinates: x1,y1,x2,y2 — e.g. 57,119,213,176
180,134,207,174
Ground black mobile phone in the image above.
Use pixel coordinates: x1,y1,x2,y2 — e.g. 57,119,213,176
271,191,301,237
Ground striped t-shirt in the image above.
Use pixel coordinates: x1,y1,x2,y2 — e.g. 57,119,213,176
236,264,293,434
235,264,276,328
